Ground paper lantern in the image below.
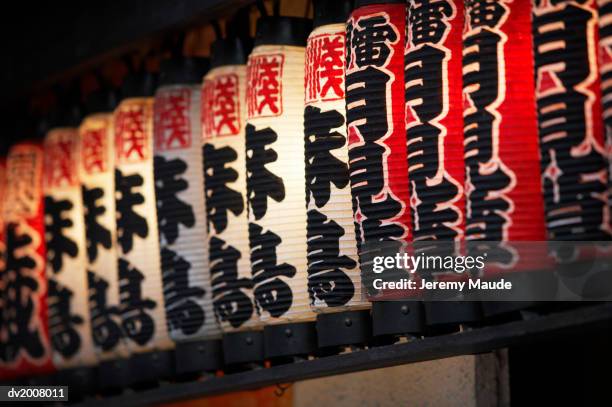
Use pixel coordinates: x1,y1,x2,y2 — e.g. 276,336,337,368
598,0,612,216
0,141,54,380
532,0,611,242
202,37,264,365
404,0,481,326
346,0,420,336
78,88,130,387
153,57,222,374
245,16,316,358
303,0,371,349
114,73,174,382
461,0,549,316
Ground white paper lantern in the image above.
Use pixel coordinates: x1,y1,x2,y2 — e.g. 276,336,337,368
113,96,173,356
43,127,96,369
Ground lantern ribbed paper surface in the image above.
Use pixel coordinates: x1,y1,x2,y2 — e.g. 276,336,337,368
347,2,411,282
305,22,365,312
598,0,612,216
406,0,465,246
0,142,53,380
245,42,315,324
114,97,172,353
462,0,547,269
532,0,611,242
78,113,128,360
43,129,96,369
153,84,221,341
202,65,259,332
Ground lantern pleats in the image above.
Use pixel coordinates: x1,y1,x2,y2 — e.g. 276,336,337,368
462,0,547,274
153,84,221,342
598,0,612,222
245,44,315,324
202,65,259,332
43,129,96,369
346,3,411,290
1,143,53,379
305,23,366,311
78,113,128,360
114,98,173,353
532,0,611,242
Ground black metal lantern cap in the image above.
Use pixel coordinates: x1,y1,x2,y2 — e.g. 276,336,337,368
254,16,313,47
372,301,424,337
222,330,264,366
127,350,175,388
56,367,96,400
85,87,119,115
316,309,372,349
174,338,223,377
263,321,318,359
121,71,158,99
355,0,405,6
313,0,353,29
211,38,247,68
424,301,483,328
159,57,210,87
96,358,130,393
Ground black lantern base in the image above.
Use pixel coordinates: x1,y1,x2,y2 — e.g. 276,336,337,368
372,301,424,337
57,367,96,399
128,350,174,388
97,358,130,393
316,310,372,349
174,339,223,378
223,330,264,367
264,321,318,360
424,301,483,328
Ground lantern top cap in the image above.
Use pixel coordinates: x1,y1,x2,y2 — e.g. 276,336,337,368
313,0,353,29
211,37,246,68
159,57,210,86
355,0,405,6
85,87,118,115
121,70,158,98
254,16,313,47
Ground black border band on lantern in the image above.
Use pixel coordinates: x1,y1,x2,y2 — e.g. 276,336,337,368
372,301,424,337
316,309,372,349
211,38,247,68
424,301,483,328
56,366,96,400
254,16,313,47
313,0,353,29
97,357,130,393
127,350,175,388
158,57,210,86
263,321,318,360
174,339,223,377
355,0,405,6
222,330,265,366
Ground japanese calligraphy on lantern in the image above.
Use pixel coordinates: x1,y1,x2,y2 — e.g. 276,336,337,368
0,143,53,380
154,85,219,342
43,129,96,369
599,0,612,210
405,0,464,247
203,65,258,332
346,3,411,259
202,73,241,137
533,0,610,242
246,53,284,119
246,42,314,323
304,22,364,311
78,113,128,360
114,97,173,353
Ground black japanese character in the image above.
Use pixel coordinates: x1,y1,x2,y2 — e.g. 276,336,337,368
115,169,148,253
154,156,195,245
82,186,112,263
88,271,122,351
118,258,156,345
408,0,453,45
44,196,78,273
350,15,397,68
203,144,244,234
48,278,83,358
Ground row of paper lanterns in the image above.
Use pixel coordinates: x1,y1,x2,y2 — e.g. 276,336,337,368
0,0,611,386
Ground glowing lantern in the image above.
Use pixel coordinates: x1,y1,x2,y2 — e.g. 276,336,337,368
78,85,130,388
532,0,610,243
43,104,97,388
202,37,264,365
304,0,371,349
346,0,420,337
114,70,174,383
598,0,612,220
245,15,316,358
0,140,53,380
153,56,222,374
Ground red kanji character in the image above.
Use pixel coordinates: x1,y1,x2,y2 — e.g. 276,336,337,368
82,129,106,174
116,106,148,163
214,75,239,136
155,89,191,151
